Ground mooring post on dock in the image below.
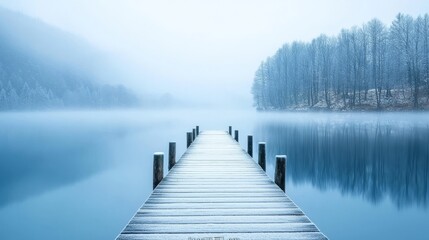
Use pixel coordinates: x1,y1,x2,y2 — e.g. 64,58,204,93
168,142,176,170
153,152,164,189
118,131,327,239
258,142,266,171
192,128,196,140
247,135,253,157
234,130,239,142
275,155,286,192
228,126,232,135
186,132,192,148
196,126,199,136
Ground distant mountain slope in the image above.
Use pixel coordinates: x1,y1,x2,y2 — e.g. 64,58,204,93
0,7,139,110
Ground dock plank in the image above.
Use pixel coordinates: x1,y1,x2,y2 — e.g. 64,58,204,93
117,130,327,239
117,233,326,240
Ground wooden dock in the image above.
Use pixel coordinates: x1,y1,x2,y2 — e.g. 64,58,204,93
117,130,327,240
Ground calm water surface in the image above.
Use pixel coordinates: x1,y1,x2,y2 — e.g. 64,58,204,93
0,110,428,239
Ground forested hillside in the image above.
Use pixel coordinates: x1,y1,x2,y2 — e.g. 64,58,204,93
252,13,429,111
0,8,138,110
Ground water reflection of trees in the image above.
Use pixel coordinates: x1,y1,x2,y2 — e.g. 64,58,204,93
260,122,429,209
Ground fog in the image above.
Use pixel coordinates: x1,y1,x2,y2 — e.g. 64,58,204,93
1,110,429,239
1,0,429,108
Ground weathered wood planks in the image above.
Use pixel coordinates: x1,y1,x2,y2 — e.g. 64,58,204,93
117,130,327,240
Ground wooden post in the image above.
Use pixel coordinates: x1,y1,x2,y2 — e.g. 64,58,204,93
275,155,286,192
186,132,192,148
258,142,266,171
153,152,164,189
196,126,200,136
168,142,176,171
192,128,196,140
247,135,253,157
228,126,232,135
234,130,239,142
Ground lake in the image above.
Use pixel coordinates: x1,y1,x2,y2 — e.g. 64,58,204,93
0,110,428,239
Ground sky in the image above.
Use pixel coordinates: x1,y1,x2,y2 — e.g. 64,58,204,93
0,0,429,108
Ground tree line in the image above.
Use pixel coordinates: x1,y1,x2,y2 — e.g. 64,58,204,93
252,13,429,110
0,39,138,110
0,7,139,110
0,79,137,110
0,55,138,110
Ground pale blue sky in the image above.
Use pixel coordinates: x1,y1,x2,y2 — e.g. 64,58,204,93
1,0,428,107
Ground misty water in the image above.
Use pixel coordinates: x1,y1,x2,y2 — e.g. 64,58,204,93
0,110,428,240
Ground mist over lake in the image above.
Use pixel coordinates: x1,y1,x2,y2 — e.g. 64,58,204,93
0,110,427,239
1,1,429,239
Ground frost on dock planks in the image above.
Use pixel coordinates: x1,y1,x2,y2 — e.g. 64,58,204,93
117,130,327,240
